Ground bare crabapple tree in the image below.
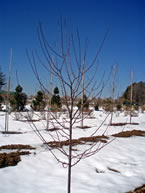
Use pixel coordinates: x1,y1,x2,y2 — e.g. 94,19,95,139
27,21,111,193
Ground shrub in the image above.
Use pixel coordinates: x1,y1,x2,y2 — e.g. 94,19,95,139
141,105,145,113
133,105,139,111
104,104,113,112
116,104,121,111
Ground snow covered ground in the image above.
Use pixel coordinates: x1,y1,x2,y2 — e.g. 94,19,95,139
0,110,145,193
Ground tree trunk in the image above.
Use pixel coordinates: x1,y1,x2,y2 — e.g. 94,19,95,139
5,48,13,132
67,121,72,193
130,70,133,124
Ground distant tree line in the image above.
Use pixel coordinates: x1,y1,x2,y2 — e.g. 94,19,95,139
0,65,145,113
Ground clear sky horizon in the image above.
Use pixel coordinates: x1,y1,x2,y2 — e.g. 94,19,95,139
0,0,145,97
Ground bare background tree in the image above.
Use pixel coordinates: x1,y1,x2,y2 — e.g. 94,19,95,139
110,64,118,125
5,48,13,133
26,21,111,193
130,70,133,124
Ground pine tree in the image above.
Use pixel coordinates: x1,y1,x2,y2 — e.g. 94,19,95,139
51,87,61,109
10,85,27,111
122,81,145,106
32,91,45,111
77,94,89,111
0,95,4,110
0,68,6,90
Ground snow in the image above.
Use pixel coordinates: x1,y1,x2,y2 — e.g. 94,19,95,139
0,110,145,193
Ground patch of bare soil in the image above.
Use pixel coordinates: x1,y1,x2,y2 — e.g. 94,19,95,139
112,130,145,138
126,184,145,193
0,151,31,168
47,135,109,148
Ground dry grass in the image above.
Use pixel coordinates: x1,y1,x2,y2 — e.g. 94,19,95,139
47,135,109,148
112,130,145,138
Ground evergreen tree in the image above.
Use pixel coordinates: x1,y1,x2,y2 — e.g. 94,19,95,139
0,95,4,110
10,85,27,111
0,68,6,90
77,94,89,111
94,104,99,111
51,87,61,109
122,81,145,106
32,91,45,111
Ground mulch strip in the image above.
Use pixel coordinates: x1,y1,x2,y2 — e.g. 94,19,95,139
110,123,139,126
21,119,40,122
46,128,60,132
47,135,109,148
112,130,145,138
76,126,91,129
0,144,35,150
126,184,145,193
0,144,36,168
107,167,120,173
1,131,23,134
0,151,31,168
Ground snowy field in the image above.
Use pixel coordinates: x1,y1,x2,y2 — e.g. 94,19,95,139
0,110,145,193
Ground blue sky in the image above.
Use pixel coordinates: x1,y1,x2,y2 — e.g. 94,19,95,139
0,0,145,96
